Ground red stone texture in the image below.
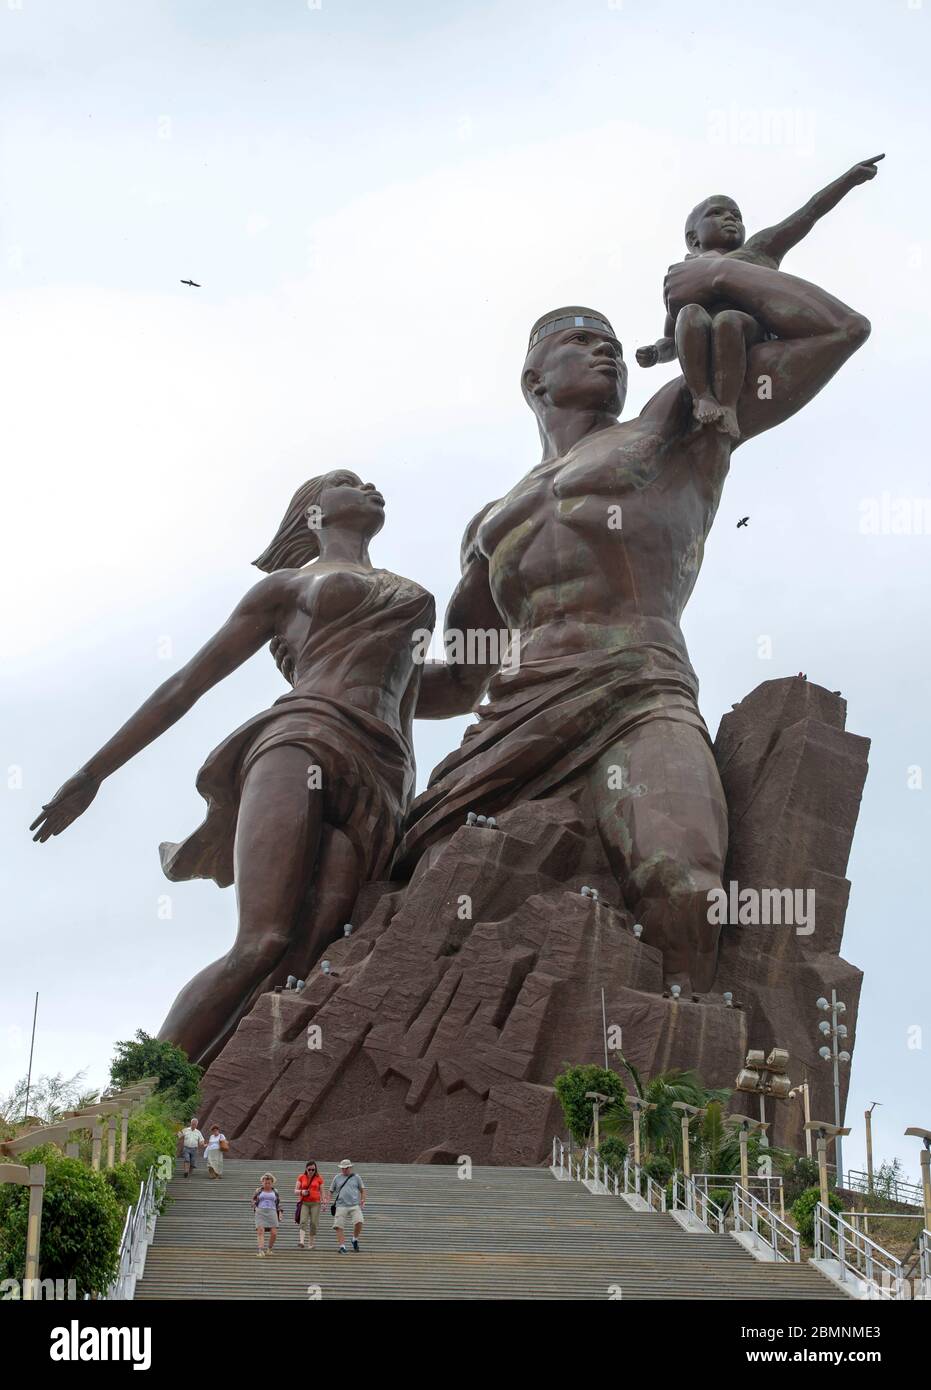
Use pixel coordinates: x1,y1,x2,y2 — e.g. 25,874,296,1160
201,677,868,1163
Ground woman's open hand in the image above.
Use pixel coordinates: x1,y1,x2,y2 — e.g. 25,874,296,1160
30,771,100,842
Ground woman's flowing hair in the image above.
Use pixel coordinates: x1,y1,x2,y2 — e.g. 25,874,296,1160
252,470,358,573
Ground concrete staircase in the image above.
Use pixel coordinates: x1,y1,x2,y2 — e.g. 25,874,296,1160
135,1159,846,1300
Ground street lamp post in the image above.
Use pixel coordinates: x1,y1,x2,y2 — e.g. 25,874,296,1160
904,1128,931,1235
865,1102,881,1195
672,1102,703,1180
789,1080,812,1157
625,1096,655,1171
727,1114,768,1192
816,992,852,1185
805,1121,851,1209
585,1090,611,1157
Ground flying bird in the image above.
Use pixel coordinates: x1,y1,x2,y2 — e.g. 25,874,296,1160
736,516,749,528
180,278,201,288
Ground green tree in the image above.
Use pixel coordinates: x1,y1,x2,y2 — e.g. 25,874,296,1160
103,1161,143,1209
126,1094,182,1177
0,1146,123,1296
109,1031,201,1116
597,1136,628,1174
605,1057,730,1167
873,1158,907,1201
553,1065,628,1144
777,1154,822,1206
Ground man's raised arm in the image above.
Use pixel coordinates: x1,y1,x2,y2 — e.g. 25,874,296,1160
662,254,870,445
415,505,504,719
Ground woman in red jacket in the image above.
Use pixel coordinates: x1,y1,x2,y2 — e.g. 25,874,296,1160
294,1160,324,1250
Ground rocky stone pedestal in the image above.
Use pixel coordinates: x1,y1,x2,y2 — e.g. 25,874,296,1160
201,677,868,1163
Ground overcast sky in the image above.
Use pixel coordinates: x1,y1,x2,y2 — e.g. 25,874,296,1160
2,0,928,1182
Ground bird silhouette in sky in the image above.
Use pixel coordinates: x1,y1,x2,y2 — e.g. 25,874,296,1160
180,278,201,288
736,516,749,528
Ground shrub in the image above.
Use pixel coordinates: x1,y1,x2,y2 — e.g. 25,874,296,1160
0,1145,123,1297
126,1097,179,1178
779,1154,822,1206
792,1185,843,1246
110,1031,202,1117
553,1065,628,1145
103,1161,142,1210
644,1156,673,1186
597,1137,628,1175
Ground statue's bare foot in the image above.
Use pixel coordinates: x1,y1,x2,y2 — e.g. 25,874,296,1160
664,972,693,997
692,394,723,428
715,406,740,439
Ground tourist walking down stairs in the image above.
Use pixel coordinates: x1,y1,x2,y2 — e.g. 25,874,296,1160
330,1158,366,1253
294,1160,324,1249
204,1124,228,1178
252,1173,282,1257
177,1117,204,1177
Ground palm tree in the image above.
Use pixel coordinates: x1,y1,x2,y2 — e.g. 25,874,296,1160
604,1055,730,1169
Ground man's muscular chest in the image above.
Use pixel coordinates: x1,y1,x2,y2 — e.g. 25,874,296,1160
477,421,667,558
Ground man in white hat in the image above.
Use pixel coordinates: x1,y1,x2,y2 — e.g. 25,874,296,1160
330,1159,365,1253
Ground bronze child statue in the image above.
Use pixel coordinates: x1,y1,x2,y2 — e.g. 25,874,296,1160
636,154,883,439
31,473,434,1067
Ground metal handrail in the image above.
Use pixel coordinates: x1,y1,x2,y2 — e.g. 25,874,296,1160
733,1183,800,1262
813,1201,908,1300
625,1159,667,1213
99,1165,160,1300
844,1168,923,1208
550,1138,667,1211
672,1174,725,1233
692,1171,785,1220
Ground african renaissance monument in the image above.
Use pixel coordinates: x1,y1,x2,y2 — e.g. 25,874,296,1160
32,157,883,1164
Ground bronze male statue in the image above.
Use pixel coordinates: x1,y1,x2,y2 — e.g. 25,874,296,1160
399,248,874,995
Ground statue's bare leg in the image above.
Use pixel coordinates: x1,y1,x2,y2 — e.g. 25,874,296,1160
675,303,723,427
588,719,728,994
242,826,361,1009
711,309,764,439
158,745,323,1065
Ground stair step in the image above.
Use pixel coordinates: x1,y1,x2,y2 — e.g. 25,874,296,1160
135,1159,845,1301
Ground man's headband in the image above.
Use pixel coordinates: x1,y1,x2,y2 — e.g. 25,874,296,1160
527,306,616,353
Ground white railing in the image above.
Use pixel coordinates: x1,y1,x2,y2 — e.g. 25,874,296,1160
844,1168,923,1209
733,1184,800,1262
99,1165,160,1300
672,1174,725,1233
920,1229,931,1296
551,1135,569,1177
624,1158,667,1213
692,1171,785,1221
550,1138,665,1211
813,1201,909,1300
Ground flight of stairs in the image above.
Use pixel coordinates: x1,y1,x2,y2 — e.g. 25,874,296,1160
135,1159,847,1300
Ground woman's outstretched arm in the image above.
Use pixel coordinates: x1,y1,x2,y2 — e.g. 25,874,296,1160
30,572,286,841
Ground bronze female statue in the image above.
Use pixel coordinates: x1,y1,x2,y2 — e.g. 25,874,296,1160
31,472,435,1066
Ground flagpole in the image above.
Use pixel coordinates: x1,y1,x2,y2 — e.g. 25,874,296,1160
22,992,38,1122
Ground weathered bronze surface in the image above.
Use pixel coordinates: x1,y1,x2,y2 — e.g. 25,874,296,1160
32,473,434,1066
401,228,875,994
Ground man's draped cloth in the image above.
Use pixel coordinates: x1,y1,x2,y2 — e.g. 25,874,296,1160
393,626,710,876
160,574,434,889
